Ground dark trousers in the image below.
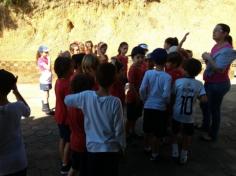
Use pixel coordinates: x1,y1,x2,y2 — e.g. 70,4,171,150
201,81,230,139
5,168,27,176
87,152,120,176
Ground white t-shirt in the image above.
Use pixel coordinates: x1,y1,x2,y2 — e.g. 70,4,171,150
139,70,172,111
0,101,30,175
173,78,205,123
65,90,126,153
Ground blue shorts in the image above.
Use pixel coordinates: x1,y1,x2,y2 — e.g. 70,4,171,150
58,124,70,142
40,83,52,91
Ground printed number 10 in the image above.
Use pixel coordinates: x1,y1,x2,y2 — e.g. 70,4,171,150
180,96,193,115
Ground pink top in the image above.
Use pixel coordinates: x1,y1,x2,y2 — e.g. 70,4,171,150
37,56,49,72
203,43,233,83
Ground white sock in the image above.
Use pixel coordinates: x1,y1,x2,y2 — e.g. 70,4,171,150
151,153,159,158
172,144,179,157
180,150,188,159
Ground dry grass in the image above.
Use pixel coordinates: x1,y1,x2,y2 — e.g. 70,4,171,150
0,0,236,62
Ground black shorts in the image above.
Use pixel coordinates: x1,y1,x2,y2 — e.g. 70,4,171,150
126,102,143,121
172,119,194,136
71,150,87,174
40,83,52,91
143,109,167,137
58,124,70,142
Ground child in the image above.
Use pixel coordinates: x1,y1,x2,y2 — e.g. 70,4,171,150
71,53,86,76
54,56,73,174
166,52,184,84
65,63,126,176
97,42,109,63
0,69,30,176
85,40,94,54
110,59,126,105
117,42,129,77
81,54,100,90
78,42,85,54
171,58,207,164
69,42,80,56
36,45,54,115
68,74,94,176
126,46,146,138
139,48,172,161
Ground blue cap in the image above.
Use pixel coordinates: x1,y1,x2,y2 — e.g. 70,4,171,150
38,45,49,53
150,48,168,64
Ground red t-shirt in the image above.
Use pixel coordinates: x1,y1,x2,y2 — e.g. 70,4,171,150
126,64,145,103
110,80,125,105
166,68,184,84
55,78,70,124
68,107,86,152
117,55,128,76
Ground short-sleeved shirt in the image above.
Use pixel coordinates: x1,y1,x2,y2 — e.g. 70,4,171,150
173,78,206,123
166,68,184,85
55,78,70,124
139,70,172,111
64,90,126,153
117,55,128,76
126,64,145,103
203,43,235,83
110,80,125,105
0,102,30,175
37,56,52,84
68,107,86,152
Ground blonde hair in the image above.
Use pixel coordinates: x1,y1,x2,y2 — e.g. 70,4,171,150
82,54,100,75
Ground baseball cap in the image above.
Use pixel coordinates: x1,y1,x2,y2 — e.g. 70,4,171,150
138,43,149,51
149,48,168,65
130,46,145,57
38,45,49,53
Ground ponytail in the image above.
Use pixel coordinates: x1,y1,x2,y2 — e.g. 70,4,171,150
226,35,233,46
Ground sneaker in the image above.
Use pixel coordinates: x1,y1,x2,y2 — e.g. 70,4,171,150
200,134,214,142
150,155,160,162
179,155,188,165
60,164,70,175
144,147,151,155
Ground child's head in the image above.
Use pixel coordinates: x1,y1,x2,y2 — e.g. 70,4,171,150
164,37,179,50
78,42,85,53
98,42,108,55
69,42,79,55
70,74,94,93
149,48,168,66
145,53,155,69
138,43,149,54
82,54,100,76
36,45,49,63
185,49,193,58
0,69,17,96
54,56,73,79
96,63,116,89
85,40,93,54
118,42,128,55
166,52,183,69
183,58,202,77
72,53,86,71
131,46,145,65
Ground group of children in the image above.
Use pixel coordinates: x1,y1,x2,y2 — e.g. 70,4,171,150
0,36,207,176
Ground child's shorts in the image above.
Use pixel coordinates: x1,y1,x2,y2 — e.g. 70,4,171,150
71,150,87,172
40,83,52,91
58,124,70,142
126,102,143,121
172,119,194,136
143,108,167,137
